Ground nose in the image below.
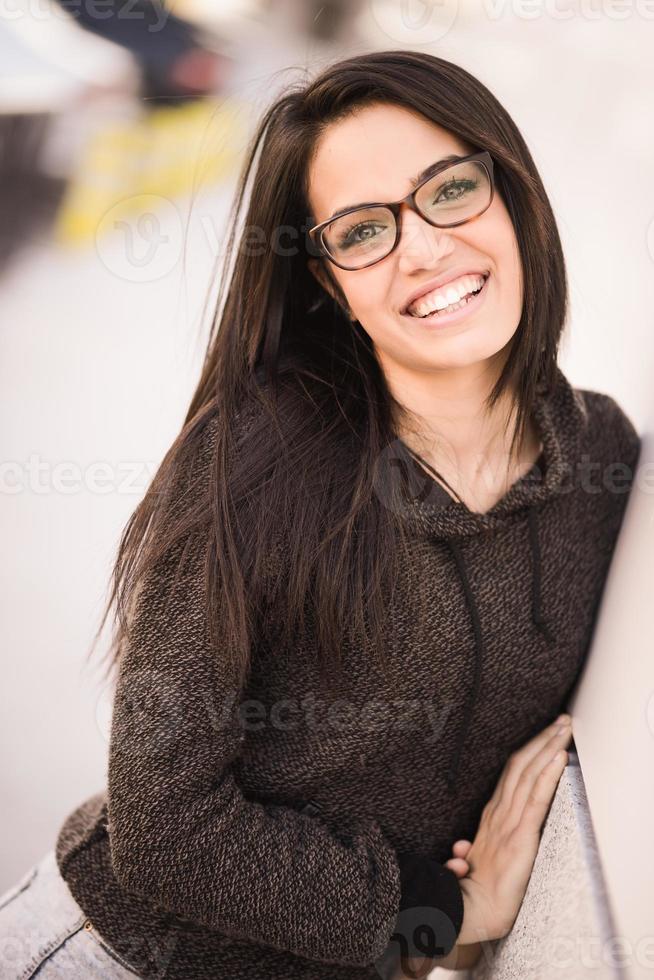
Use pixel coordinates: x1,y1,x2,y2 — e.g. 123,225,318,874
396,205,455,274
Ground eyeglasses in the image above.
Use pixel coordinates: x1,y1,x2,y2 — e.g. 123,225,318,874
308,151,495,271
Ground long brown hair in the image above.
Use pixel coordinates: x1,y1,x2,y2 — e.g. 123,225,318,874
89,49,567,691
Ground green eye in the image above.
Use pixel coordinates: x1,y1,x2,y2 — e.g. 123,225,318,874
338,221,385,250
432,178,478,205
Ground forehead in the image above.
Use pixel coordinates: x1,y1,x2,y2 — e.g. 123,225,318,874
307,103,471,222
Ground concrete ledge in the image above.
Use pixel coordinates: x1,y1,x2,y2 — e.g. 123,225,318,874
429,752,621,980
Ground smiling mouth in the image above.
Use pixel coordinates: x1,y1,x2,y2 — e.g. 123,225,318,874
405,272,490,318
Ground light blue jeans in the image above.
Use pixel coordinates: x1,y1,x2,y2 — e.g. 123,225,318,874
0,849,141,978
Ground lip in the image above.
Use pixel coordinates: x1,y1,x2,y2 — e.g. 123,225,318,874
402,272,490,330
401,266,490,315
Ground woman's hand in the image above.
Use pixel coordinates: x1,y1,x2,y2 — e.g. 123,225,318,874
391,714,572,977
456,713,573,946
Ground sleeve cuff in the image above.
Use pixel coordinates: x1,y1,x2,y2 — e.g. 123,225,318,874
374,851,465,979
397,851,464,929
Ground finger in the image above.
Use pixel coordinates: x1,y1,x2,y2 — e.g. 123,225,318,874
516,746,569,836
508,726,573,826
444,857,470,878
493,716,572,807
496,717,571,802
451,839,472,858
513,716,572,775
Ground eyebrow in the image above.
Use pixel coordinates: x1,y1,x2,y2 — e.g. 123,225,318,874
325,154,464,223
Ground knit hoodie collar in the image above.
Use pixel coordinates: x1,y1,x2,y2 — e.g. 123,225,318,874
400,364,588,539
395,365,589,791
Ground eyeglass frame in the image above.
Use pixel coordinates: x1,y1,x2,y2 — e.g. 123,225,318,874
307,150,495,271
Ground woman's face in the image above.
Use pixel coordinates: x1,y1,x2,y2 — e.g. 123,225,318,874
306,102,523,378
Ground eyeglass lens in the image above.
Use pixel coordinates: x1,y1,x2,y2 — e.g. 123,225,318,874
321,158,491,269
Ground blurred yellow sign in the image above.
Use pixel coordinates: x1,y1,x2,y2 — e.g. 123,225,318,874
55,97,247,246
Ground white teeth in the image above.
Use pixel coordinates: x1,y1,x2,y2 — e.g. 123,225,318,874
407,274,486,318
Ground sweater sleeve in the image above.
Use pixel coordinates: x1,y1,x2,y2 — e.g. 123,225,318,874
581,390,641,489
106,536,463,968
610,395,641,479
582,390,642,547
105,422,463,968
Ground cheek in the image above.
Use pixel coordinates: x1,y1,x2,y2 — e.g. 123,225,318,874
345,268,392,320
483,219,523,314
491,210,522,293
503,226,522,278
505,241,524,313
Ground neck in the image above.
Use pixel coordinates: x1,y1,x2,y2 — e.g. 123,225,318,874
379,350,540,506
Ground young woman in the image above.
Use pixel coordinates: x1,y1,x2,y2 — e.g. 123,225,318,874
0,50,639,980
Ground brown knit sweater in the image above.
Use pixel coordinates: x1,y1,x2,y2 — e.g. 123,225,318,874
54,365,640,979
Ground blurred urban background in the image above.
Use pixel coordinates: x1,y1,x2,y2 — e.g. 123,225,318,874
1,0,653,893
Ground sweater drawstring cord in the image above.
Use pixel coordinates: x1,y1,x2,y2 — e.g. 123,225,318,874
443,503,556,792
